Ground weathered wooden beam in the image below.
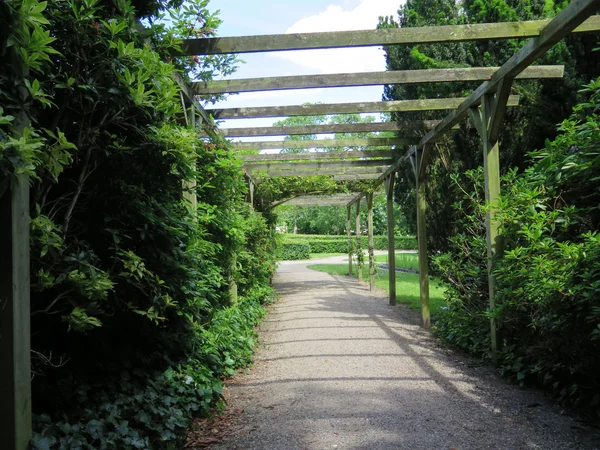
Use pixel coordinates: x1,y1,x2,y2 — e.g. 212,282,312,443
0,41,31,449
333,173,382,181
246,159,393,171
0,177,31,450
283,200,355,207
384,173,396,305
204,121,449,137
181,16,600,55
366,192,375,291
240,149,399,162
417,0,600,179
195,65,563,94
355,197,363,282
282,193,359,204
172,72,215,132
347,206,353,276
414,147,431,329
472,92,508,362
209,96,520,120
256,166,390,177
230,137,415,150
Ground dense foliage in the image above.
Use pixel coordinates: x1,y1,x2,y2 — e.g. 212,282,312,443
380,0,600,253
434,79,600,411
1,0,277,447
278,234,417,260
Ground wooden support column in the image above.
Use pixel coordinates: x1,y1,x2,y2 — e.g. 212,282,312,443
183,103,198,211
229,254,238,304
346,205,353,276
248,179,255,207
468,82,512,361
355,197,362,282
384,173,396,305
0,41,32,449
414,147,431,328
0,177,31,450
366,192,375,291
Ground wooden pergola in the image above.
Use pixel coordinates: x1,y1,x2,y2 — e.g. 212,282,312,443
182,1,600,341
2,1,600,447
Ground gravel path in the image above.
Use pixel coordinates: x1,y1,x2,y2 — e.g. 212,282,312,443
212,257,598,450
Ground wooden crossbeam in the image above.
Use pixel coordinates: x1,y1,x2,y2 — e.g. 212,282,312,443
229,137,414,150
255,166,389,177
172,72,214,130
282,200,354,207
245,159,393,171
333,173,382,181
281,194,360,207
240,150,398,162
414,0,600,179
201,121,446,137
181,16,600,55
208,96,520,119
194,65,563,94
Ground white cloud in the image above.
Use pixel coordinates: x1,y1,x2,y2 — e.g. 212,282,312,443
275,0,401,74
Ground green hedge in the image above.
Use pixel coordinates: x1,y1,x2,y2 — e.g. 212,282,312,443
276,242,311,260
277,234,416,259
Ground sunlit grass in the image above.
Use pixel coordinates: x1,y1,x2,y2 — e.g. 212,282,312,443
307,263,446,317
373,252,419,271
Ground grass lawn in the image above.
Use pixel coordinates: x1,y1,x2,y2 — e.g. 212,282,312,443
308,252,346,259
307,263,446,317
373,252,419,271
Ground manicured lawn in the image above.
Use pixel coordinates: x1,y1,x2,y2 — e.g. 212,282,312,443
307,263,446,317
373,252,419,271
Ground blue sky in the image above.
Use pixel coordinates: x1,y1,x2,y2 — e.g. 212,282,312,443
205,0,404,134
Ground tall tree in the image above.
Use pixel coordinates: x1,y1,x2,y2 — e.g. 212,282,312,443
379,0,600,253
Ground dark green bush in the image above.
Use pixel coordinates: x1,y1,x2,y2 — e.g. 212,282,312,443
1,1,277,448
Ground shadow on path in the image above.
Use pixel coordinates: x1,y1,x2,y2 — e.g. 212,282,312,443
209,260,594,450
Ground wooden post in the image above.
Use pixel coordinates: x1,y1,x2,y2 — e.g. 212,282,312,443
414,147,431,328
384,173,396,305
366,192,375,291
0,177,32,450
183,103,198,211
0,37,32,449
468,83,512,362
229,253,238,304
355,197,362,282
248,178,255,207
346,205,352,276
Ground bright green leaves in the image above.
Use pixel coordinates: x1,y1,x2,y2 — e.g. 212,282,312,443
65,306,103,332
100,18,128,38
14,0,59,72
38,128,77,182
31,211,63,258
0,127,44,179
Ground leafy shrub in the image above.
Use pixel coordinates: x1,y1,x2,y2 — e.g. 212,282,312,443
1,1,278,448
31,287,274,450
434,77,600,410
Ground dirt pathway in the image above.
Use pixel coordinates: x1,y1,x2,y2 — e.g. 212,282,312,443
210,257,596,450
